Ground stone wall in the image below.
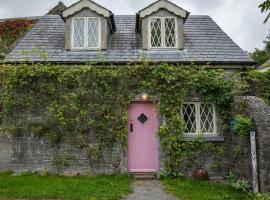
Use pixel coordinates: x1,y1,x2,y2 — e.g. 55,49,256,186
0,95,270,192
0,136,12,171
0,135,128,175
233,96,270,192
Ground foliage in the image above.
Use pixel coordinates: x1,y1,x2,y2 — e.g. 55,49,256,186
158,170,184,179
0,64,243,172
163,178,250,200
153,66,242,171
253,193,270,200
250,32,270,66
235,115,253,137
259,0,270,23
0,173,131,200
244,70,270,105
226,172,251,193
232,146,243,154
0,19,36,60
162,136,225,172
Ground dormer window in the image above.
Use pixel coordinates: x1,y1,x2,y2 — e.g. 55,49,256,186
149,17,177,48
72,17,100,49
62,0,116,51
136,0,190,50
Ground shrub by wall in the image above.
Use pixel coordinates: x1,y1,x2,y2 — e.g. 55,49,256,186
0,19,36,60
244,70,270,105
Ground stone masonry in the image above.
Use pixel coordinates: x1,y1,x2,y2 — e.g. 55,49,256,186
233,96,270,192
0,96,270,192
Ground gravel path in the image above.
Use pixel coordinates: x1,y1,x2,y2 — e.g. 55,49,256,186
124,180,178,200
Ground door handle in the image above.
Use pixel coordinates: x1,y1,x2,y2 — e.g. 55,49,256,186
130,123,133,132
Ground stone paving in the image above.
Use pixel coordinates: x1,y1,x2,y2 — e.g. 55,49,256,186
124,180,178,200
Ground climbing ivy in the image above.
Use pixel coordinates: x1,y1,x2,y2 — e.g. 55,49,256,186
0,64,243,172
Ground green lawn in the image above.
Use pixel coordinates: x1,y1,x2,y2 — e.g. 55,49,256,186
163,178,251,200
0,173,131,200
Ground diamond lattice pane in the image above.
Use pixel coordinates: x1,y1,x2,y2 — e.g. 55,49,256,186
182,104,196,133
74,18,85,48
165,18,176,47
200,104,214,133
150,18,162,47
138,113,148,124
88,18,99,48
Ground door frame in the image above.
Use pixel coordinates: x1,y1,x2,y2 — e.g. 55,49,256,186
127,101,160,173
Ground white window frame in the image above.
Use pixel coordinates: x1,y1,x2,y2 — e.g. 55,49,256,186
182,102,217,135
71,17,101,50
148,17,178,49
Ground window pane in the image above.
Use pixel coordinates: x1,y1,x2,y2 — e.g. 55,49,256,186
182,104,196,133
88,18,99,47
165,18,176,47
150,18,162,47
74,18,85,48
200,104,214,133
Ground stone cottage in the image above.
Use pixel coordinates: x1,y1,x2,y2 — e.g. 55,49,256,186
2,0,270,192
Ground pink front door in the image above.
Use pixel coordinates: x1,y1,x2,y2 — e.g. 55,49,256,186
128,102,159,173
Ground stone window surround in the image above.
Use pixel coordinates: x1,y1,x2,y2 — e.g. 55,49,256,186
148,16,178,49
71,17,101,50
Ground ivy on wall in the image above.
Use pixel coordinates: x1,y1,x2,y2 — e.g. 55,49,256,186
0,64,244,172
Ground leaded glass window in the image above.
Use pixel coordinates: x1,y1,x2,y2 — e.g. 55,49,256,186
149,17,177,48
200,104,215,133
74,18,85,48
165,18,176,47
88,18,99,48
73,17,100,49
182,103,216,134
182,103,196,133
150,18,162,47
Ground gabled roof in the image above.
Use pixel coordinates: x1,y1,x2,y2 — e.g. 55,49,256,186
62,0,116,32
62,0,111,18
138,0,189,19
136,0,190,32
5,14,255,65
47,1,67,15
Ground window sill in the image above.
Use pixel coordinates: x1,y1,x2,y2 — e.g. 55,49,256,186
148,48,179,51
70,48,102,51
181,134,225,142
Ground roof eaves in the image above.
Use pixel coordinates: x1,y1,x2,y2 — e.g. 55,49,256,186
4,60,256,66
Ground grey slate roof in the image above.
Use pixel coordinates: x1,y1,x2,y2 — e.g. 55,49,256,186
5,14,254,65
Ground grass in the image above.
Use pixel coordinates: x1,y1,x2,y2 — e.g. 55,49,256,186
163,178,251,200
0,172,132,200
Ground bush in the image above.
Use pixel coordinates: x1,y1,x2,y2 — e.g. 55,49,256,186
226,172,251,192
0,19,36,55
0,170,13,175
235,115,253,137
253,193,270,200
244,70,270,105
158,170,184,179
